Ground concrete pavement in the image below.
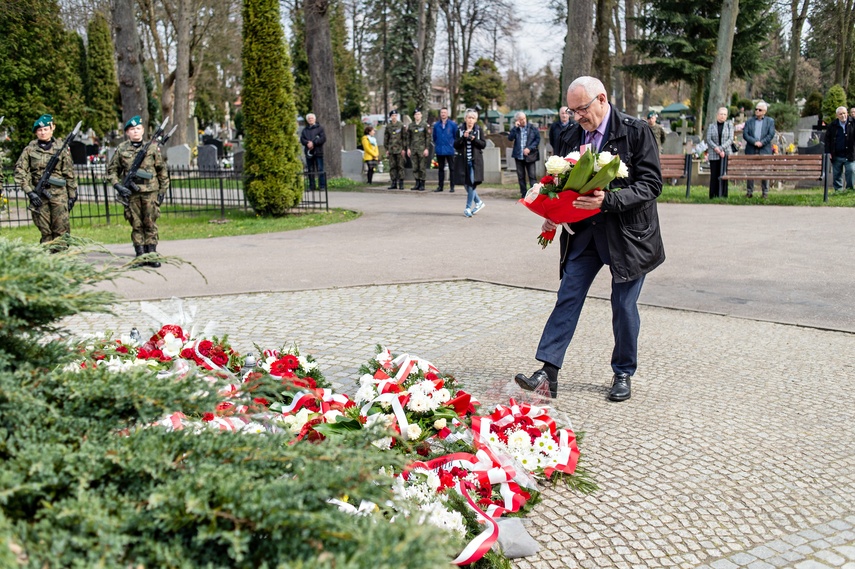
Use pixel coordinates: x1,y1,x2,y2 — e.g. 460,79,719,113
65,187,855,568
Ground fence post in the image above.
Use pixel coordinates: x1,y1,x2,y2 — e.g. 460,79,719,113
219,176,225,219
103,176,112,224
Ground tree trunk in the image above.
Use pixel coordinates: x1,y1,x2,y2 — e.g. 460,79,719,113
705,0,738,134
693,76,705,137
787,0,810,105
305,0,342,177
562,0,594,97
592,0,613,96
623,0,638,117
172,0,192,146
112,0,148,127
414,0,439,112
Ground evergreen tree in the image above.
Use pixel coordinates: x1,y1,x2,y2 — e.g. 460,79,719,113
242,0,303,215
85,12,119,138
459,58,505,112
289,5,312,118
0,0,85,158
822,84,847,124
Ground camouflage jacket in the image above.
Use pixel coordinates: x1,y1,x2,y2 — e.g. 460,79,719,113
14,138,77,198
107,140,169,194
406,120,432,152
384,122,406,154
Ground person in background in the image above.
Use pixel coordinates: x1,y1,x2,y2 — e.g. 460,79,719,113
453,109,486,218
432,107,458,193
646,111,666,154
705,107,735,199
14,114,77,249
742,101,775,198
548,107,573,155
849,107,855,121
300,113,327,192
406,109,432,191
384,110,406,190
361,125,380,185
508,111,540,198
824,106,855,192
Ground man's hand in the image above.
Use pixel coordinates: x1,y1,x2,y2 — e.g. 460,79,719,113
407,149,412,157
514,120,520,128
26,192,42,209
574,189,605,209
307,141,314,150
67,197,76,211
523,148,530,156
113,183,131,199
422,148,429,157
542,219,558,233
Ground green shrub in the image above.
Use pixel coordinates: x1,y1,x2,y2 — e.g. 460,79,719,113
803,90,823,118
767,102,799,131
822,84,847,125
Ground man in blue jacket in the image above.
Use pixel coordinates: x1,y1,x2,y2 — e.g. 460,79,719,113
742,102,776,198
508,111,541,198
432,107,458,193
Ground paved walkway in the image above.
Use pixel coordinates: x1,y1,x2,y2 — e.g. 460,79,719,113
64,188,855,568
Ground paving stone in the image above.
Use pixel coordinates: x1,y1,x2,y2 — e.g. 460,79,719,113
836,547,855,561
814,549,848,566
794,561,833,569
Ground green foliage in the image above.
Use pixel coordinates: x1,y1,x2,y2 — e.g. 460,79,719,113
288,7,312,118
767,102,799,131
85,12,119,137
0,0,86,157
242,0,303,215
0,237,458,567
234,107,245,137
460,58,505,112
822,84,847,125
802,90,824,118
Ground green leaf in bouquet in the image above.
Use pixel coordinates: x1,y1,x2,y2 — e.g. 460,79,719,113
562,149,595,191
578,155,621,194
313,416,364,436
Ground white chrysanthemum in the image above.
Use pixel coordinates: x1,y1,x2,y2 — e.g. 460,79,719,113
507,429,532,451
323,409,343,423
545,154,571,175
120,333,139,347
260,355,277,373
62,362,82,373
407,393,432,413
616,160,629,178
433,387,451,404
534,435,558,454
486,432,502,446
160,333,185,358
433,418,447,430
418,502,467,537
407,423,422,440
298,356,317,370
359,373,375,386
518,454,541,471
372,436,393,450
354,383,376,404
565,151,582,162
417,359,431,372
241,422,266,434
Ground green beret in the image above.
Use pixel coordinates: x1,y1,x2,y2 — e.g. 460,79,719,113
124,115,142,130
32,114,53,132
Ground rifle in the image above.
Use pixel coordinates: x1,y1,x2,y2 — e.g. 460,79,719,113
28,120,82,212
114,117,174,206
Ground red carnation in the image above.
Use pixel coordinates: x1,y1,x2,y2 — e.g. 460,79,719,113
197,340,213,356
540,174,555,185
202,412,215,422
425,372,438,381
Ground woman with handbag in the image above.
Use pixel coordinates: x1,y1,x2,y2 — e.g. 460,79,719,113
453,109,487,217
362,125,380,184
706,107,735,199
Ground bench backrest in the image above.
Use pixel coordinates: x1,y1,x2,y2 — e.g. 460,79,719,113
722,155,825,180
660,154,690,179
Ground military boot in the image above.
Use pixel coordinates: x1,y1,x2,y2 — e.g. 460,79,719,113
144,244,162,268
398,179,404,190
387,179,397,189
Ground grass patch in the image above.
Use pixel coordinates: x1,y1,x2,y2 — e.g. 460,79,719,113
1,207,360,244
661,184,855,206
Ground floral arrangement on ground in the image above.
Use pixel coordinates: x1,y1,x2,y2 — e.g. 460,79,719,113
66,327,597,566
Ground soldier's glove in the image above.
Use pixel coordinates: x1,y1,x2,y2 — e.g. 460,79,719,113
113,183,131,199
127,180,141,193
27,192,43,209
67,197,77,211
157,193,165,206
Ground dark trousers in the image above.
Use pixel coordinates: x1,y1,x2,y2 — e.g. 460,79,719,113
436,154,455,190
515,158,537,198
306,155,326,191
535,230,645,377
708,159,728,198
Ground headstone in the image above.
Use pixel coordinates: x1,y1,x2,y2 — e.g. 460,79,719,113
340,149,363,182
343,124,357,151
166,144,192,168
197,145,219,171
505,147,516,171
232,147,245,173
482,147,502,184
485,139,495,148
663,132,683,155
105,147,116,165
209,137,224,158
70,141,87,164
677,121,691,143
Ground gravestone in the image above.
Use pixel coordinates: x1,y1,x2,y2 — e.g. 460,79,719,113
482,147,502,184
343,124,357,151
663,132,683,155
197,145,219,171
340,149,363,182
505,147,516,171
166,144,192,168
70,141,88,164
105,147,116,165
201,136,224,158
232,148,245,173
797,115,820,147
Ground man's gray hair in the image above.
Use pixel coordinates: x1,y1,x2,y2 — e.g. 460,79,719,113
836,106,848,114
567,76,606,98
515,111,526,120
465,109,479,120
755,102,768,111
306,113,316,120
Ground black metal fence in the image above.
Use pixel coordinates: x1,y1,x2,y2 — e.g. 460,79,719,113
1,165,328,230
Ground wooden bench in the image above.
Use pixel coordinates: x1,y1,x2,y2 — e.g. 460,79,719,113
660,154,693,197
720,154,830,201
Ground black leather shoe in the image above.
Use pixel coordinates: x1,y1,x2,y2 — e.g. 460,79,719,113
514,370,558,399
608,373,631,402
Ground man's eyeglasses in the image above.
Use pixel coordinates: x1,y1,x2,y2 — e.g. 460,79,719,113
568,96,599,116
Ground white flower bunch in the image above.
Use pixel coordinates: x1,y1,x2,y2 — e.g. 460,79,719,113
544,154,571,175
405,380,451,413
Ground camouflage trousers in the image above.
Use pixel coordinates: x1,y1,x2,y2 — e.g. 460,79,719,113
31,193,70,244
124,191,160,246
388,153,406,182
411,151,429,181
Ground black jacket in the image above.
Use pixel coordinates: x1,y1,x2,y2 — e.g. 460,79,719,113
300,123,327,157
556,105,665,282
452,125,486,187
548,119,572,152
824,119,855,161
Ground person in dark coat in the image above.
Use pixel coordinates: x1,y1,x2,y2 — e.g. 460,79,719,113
508,111,541,198
514,76,665,403
300,113,327,191
824,106,855,191
453,109,486,217
548,107,573,154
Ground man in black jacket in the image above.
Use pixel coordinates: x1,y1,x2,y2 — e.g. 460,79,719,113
300,113,327,191
825,106,855,191
515,76,665,402
548,107,572,155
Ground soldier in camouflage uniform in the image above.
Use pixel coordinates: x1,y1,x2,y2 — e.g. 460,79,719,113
384,109,406,189
107,115,169,267
406,109,432,191
14,114,78,247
